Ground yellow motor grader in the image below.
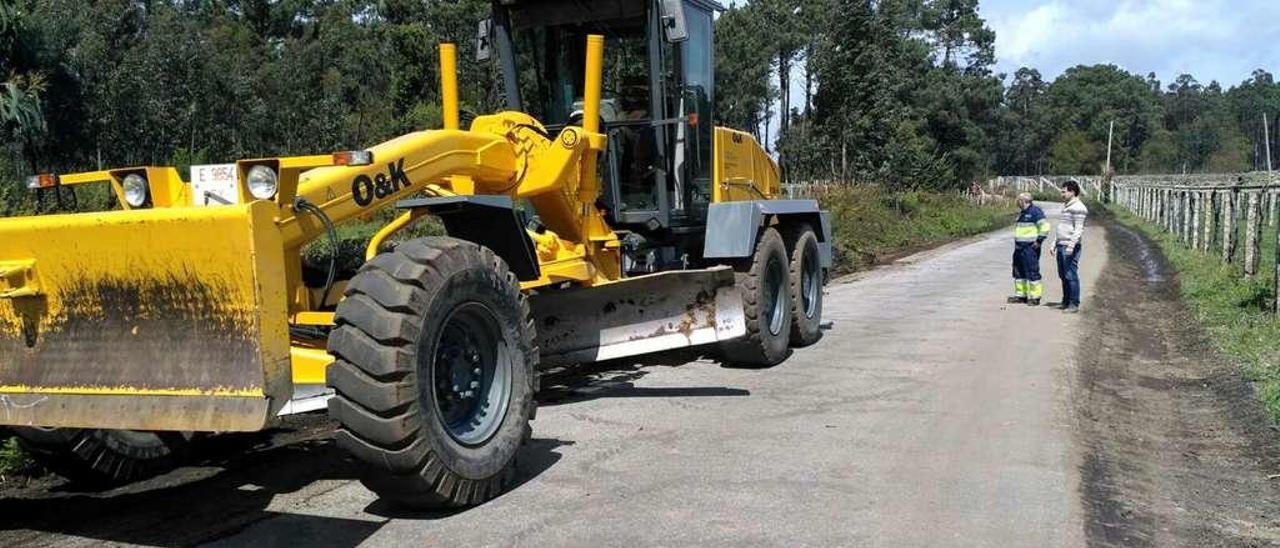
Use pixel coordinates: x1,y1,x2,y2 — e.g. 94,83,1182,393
0,0,830,507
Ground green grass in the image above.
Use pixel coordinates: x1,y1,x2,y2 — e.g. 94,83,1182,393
1108,204,1280,422
817,185,1018,273
0,436,36,478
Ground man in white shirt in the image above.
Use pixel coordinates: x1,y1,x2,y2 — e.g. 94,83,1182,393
1055,179,1088,313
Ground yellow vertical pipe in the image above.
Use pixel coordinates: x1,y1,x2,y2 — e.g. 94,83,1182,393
440,43,460,130
583,35,604,135
578,35,607,279
581,34,605,206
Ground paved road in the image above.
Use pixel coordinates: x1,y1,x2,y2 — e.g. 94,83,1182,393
220,209,1106,547
3,209,1109,547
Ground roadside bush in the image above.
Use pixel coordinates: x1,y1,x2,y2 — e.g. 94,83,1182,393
816,184,1017,273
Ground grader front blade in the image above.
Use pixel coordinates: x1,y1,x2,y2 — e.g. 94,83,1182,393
0,201,292,432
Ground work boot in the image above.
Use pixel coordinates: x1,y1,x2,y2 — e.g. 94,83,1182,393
1007,296,1027,304
1027,298,1041,306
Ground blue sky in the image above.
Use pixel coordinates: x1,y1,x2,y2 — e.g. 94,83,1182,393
726,0,1280,89
724,0,1280,144
984,0,1280,88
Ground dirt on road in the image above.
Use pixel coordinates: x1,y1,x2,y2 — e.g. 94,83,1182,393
1075,216,1280,547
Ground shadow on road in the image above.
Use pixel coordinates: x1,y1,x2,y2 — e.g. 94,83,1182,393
538,348,751,407
1,348,752,545
0,417,566,547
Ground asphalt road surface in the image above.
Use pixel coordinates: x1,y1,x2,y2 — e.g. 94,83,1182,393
14,208,1269,547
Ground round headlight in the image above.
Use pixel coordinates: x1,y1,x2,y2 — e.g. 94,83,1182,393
246,165,279,200
122,174,149,207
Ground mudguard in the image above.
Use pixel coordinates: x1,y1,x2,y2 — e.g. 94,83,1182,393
702,200,833,268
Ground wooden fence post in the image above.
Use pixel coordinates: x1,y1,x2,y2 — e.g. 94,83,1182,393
1269,190,1277,228
1164,189,1173,232
1183,190,1193,245
1154,188,1161,226
1224,189,1237,263
1187,189,1198,249
1275,199,1280,312
1156,188,1164,229
1177,189,1186,237
1152,186,1162,224
1175,190,1184,241
1203,190,1215,252
1152,188,1162,222
1246,191,1262,276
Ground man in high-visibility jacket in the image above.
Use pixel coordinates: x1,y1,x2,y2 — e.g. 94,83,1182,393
1008,192,1052,305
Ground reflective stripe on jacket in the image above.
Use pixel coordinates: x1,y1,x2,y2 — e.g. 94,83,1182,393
1014,204,1051,243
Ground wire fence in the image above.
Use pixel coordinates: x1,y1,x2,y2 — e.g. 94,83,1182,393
1109,171,1280,311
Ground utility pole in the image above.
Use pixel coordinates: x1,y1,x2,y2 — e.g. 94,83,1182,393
1265,113,1273,173
1104,120,1115,202
1105,120,1115,175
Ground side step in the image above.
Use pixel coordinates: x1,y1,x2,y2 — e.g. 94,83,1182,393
529,267,746,368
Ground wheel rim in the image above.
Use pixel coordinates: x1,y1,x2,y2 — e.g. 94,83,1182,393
764,255,787,336
801,241,821,320
431,302,512,446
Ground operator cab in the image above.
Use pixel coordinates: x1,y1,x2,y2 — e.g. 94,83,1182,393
485,0,722,272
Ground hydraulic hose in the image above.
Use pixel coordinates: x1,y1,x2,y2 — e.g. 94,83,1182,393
293,197,338,310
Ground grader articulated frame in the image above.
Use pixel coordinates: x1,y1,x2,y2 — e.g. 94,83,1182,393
0,0,830,508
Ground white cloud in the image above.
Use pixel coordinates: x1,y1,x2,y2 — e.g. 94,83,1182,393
987,0,1280,87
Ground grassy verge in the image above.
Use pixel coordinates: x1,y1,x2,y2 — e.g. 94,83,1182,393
1107,205,1280,422
817,185,1018,274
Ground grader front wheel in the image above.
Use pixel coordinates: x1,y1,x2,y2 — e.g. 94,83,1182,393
327,237,538,509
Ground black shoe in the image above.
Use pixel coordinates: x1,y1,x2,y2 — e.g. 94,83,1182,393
1007,296,1028,304
1027,298,1041,306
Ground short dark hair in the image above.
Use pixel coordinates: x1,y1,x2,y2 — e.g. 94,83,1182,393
1064,179,1081,196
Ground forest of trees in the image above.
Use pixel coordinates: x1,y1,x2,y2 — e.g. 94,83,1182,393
727,0,1280,189
1,0,1278,212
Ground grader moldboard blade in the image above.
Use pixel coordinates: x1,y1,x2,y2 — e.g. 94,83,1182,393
0,201,292,432
531,266,746,367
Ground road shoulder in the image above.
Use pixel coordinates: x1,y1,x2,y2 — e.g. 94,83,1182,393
1074,215,1280,546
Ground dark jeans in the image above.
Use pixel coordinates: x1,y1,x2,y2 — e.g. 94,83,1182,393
1056,243,1082,307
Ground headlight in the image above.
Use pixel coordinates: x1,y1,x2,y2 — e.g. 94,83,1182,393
122,174,149,207
246,165,279,200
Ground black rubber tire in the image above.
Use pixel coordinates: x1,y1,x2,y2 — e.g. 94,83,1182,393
785,224,824,347
720,227,792,367
9,427,189,487
327,236,538,509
